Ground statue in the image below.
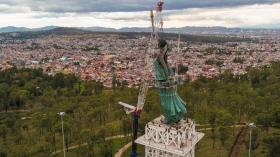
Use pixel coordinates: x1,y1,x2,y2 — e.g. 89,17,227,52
154,39,187,124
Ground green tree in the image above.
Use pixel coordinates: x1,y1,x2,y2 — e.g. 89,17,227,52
18,90,30,109
255,113,272,133
208,110,217,149
0,89,9,112
218,126,230,146
23,81,36,96
52,73,65,89
84,81,95,96
64,74,77,89
9,91,20,108
79,129,95,157
0,125,8,142
263,131,280,157
112,73,117,92
244,128,259,154
94,82,103,97
32,112,44,134
92,106,107,125
272,105,280,128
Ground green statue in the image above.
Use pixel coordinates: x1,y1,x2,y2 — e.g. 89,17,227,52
154,39,187,124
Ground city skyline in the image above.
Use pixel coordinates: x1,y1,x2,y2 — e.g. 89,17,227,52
0,0,280,29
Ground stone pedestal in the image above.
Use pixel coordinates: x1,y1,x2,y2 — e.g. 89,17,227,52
135,116,204,157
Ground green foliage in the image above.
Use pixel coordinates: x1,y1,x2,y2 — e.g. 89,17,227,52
272,106,280,128
1,61,280,156
94,82,104,96
244,128,259,153
255,113,273,133
218,126,230,146
263,131,280,157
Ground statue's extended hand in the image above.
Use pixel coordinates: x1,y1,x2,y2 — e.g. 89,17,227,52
166,79,170,87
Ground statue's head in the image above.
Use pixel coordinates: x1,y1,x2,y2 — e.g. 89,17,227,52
158,39,167,48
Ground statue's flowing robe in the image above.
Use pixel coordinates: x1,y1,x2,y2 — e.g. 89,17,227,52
154,60,187,124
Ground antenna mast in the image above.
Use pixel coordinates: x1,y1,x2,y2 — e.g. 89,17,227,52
175,34,180,91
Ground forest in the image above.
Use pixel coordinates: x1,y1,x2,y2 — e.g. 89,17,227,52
1,61,280,156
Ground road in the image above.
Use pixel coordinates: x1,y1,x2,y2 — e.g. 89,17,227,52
114,141,132,157
51,134,132,156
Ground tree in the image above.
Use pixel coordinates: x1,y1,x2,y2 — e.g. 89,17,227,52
255,113,272,133
218,69,234,83
244,128,259,154
0,84,10,106
121,117,132,136
112,73,117,92
23,81,36,96
85,110,96,132
0,125,8,142
22,124,29,135
97,125,114,157
9,91,20,108
228,94,248,123
42,89,56,108
55,121,71,152
94,82,103,97
32,112,44,134
208,110,217,149
52,73,65,89
44,113,59,153
79,129,95,157
99,140,113,157
272,105,280,128
84,81,95,96
18,90,30,109
64,74,77,89
195,106,209,131
3,117,16,130
218,126,230,146
263,131,280,157
92,106,107,125
0,89,9,112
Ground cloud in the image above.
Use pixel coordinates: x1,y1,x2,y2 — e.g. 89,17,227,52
0,1,279,29
163,3,280,28
0,4,30,13
0,0,279,13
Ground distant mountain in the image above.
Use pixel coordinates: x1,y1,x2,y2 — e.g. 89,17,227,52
241,23,280,29
0,26,30,33
0,25,279,34
42,27,94,35
78,26,117,32
0,27,252,43
164,26,228,32
0,26,235,33
0,27,97,39
31,25,58,31
0,25,58,33
118,27,149,32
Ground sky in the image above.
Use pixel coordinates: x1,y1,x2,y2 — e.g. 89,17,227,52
0,0,280,29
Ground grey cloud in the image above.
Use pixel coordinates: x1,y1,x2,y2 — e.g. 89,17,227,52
1,0,279,13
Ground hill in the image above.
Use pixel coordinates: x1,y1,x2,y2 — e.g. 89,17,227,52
1,25,280,34
0,27,250,43
0,25,57,33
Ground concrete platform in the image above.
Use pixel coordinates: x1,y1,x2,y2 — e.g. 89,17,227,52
135,115,204,157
